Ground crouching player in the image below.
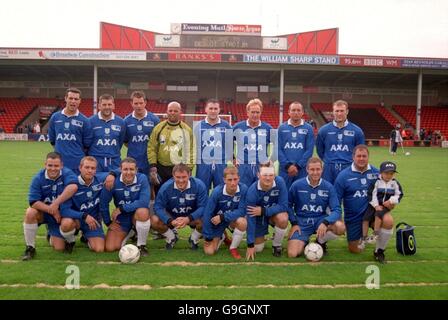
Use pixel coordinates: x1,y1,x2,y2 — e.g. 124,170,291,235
152,164,208,250
287,157,345,258
202,167,248,259
59,156,108,253
22,152,78,260
100,157,151,256
245,162,289,260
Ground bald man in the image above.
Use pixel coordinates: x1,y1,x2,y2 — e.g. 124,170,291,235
148,101,194,194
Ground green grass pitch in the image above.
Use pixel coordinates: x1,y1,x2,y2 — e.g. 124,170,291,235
0,141,447,299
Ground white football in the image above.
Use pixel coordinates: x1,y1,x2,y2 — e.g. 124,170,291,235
304,243,324,262
119,244,140,264
405,152,410,156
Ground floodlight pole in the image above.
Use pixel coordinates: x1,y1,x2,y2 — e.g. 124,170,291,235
416,69,422,139
93,64,98,115
279,67,284,127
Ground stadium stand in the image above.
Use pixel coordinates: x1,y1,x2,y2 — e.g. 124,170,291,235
393,105,448,138
0,98,58,133
311,103,395,139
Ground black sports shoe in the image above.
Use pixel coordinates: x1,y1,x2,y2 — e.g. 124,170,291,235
22,246,36,261
80,234,88,245
165,234,179,250
316,240,328,256
374,248,386,264
64,241,75,254
138,245,149,257
188,236,199,251
272,245,282,257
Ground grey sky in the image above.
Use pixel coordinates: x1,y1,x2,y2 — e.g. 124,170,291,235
1,0,447,58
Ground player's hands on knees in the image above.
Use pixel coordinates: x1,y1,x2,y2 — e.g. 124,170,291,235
112,208,121,221
246,247,256,261
85,215,99,230
288,225,301,239
47,203,60,216
109,221,121,231
104,175,115,191
383,201,395,210
316,223,328,239
247,206,262,217
211,215,221,225
173,217,189,229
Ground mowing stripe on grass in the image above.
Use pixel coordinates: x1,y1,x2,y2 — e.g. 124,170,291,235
0,282,447,290
2,259,447,266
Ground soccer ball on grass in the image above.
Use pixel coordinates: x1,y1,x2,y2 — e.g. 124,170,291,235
304,243,324,262
119,244,140,264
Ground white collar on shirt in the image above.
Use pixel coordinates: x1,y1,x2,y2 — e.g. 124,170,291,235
332,119,349,128
246,120,261,129
306,176,322,188
119,174,137,185
223,185,240,196
174,180,191,191
288,119,304,127
61,108,79,117
132,111,148,120
351,163,372,173
98,112,115,121
45,170,62,181
257,179,276,191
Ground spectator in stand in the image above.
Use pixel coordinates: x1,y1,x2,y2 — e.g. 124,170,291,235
34,121,41,134
420,128,426,140
0,126,4,133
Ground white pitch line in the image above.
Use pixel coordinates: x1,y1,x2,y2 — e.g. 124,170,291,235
0,282,447,291
1,259,447,266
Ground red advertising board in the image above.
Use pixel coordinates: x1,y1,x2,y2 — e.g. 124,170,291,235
168,53,221,62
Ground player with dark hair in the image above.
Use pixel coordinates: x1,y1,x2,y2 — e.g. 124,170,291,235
151,164,208,250
88,94,126,172
124,91,160,180
22,152,78,260
100,157,151,256
334,145,393,262
194,99,232,192
48,87,92,174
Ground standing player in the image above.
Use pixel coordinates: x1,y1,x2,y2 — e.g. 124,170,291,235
124,91,160,180
151,164,208,250
59,156,109,253
100,158,151,256
334,145,393,263
389,124,403,155
88,94,126,172
148,101,194,194
233,99,274,187
245,162,289,260
278,101,315,189
287,157,345,258
316,100,365,184
202,167,248,259
194,99,232,192
48,87,92,174
22,152,78,260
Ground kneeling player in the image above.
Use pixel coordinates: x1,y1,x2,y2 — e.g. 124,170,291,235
22,152,78,260
59,156,109,253
287,157,345,258
152,164,208,250
245,162,289,260
100,157,151,256
202,167,248,259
